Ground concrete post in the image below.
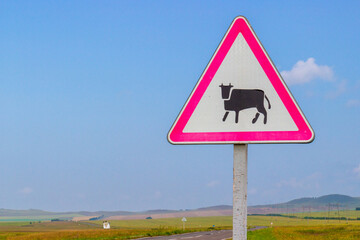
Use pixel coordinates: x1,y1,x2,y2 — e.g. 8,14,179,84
233,144,248,240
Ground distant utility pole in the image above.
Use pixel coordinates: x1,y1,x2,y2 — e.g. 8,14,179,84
345,205,348,224
182,217,187,231
302,206,305,222
306,206,311,224
286,204,289,223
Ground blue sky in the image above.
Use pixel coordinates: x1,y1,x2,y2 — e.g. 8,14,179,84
0,1,359,212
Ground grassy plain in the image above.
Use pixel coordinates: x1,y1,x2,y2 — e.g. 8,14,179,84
248,215,360,227
291,209,360,219
91,216,232,229
0,219,229,240
0,214,359,239
247,212,360,240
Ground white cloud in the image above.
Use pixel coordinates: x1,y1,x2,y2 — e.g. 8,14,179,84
354,164,360,178
206,180,220,188
19,187,33,195
347,99,360,108
281,58,334,85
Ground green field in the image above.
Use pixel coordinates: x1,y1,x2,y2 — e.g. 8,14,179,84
0,213,359,239
291,209,360,220
248,225,360,240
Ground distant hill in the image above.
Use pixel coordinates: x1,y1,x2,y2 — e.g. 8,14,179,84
0,208,83,221
0,208,61,217
197,205,233,211
287,194,358,206
1,194,359,221
248,194,360,214
252,194,360,208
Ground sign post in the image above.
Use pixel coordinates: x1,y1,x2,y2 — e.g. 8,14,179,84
168,16,314,240
182,217,187,230
233,144,248,239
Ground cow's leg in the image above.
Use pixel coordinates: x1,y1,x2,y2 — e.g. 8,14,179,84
252,113,260,124
257,106,267,124
235,111,239,123
223,111,229,122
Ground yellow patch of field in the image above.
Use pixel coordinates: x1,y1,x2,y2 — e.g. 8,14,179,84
6,229,153,240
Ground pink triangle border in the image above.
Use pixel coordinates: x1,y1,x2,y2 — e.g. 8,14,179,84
168,17,314,144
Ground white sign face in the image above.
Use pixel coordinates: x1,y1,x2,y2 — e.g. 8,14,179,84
168,16,314,144
183,33,297,133
182,217,187,222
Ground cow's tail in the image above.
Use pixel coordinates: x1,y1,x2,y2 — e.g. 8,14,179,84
265,95,271,109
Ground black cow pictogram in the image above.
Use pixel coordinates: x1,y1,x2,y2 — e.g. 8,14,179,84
219,83,271,124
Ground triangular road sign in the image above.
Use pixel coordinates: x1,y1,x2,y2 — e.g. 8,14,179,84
168,16,314,144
